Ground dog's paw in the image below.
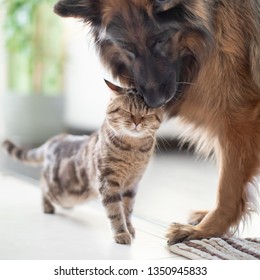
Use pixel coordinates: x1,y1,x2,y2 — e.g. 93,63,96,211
166,223,210,245
114,232,132,245
188,210,208,226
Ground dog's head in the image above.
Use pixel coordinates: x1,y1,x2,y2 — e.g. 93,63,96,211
54,0,214,108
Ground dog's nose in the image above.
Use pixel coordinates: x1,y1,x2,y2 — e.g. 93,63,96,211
137,85,168,108
143,90,167,108
144,96,166,108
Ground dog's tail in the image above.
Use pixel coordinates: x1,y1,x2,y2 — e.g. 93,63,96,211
2,140,45,166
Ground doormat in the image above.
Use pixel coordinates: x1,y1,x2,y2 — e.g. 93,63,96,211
169,237,260,260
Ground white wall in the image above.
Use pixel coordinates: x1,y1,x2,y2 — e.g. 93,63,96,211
64,21,111,131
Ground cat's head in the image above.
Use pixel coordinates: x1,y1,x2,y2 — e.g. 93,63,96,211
105,80,164,138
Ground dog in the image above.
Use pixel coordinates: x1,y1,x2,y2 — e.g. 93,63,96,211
54,0,260,244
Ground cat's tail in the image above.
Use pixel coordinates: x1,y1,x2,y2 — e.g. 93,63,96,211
2,140,45,166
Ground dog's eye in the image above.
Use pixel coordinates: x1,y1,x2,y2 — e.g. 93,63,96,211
124,46,135,54
156,38,169,45
118,42,136,56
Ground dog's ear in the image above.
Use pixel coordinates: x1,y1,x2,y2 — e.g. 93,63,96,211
54,0,102,26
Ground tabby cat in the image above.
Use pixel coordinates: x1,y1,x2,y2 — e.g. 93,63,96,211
2,80,163,244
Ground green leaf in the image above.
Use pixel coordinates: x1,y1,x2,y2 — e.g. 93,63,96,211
3,0,65,95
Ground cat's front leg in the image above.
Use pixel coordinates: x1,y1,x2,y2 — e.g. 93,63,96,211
100,182,131,244
122,188,137,238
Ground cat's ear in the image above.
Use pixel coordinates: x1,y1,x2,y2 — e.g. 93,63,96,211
104,79,124,96
54,0,102,27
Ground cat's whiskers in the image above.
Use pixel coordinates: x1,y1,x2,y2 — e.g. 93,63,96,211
154,136,163,153
147,131,156,142
146,129,164,153
156,135,170,153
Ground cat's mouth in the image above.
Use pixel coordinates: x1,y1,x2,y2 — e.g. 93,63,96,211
122,125,145,137
130,129,142,135
131,123,142,133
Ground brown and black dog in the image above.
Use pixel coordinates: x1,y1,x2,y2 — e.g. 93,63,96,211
54,0,260,244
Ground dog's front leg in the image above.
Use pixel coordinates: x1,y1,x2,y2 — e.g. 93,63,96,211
167,127,259,245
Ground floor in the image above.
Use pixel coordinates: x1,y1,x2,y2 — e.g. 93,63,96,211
0,145,260,260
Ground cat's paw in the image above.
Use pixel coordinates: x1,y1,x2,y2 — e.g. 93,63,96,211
43,204,55,214
166,223,207,245
127,224,136,238
43,197,55,214
114,232,132,245
44,207,55,214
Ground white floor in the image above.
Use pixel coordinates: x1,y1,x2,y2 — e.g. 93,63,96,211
0,151,259,260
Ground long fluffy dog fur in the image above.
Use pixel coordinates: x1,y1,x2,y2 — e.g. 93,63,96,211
54,0,260,244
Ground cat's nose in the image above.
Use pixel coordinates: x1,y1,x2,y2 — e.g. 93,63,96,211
132,116,142,126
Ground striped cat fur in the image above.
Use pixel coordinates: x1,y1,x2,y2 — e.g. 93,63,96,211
2,80,163,244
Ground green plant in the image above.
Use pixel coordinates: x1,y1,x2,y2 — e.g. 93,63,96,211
4,0,65,95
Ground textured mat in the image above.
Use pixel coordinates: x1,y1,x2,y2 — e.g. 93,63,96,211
169,238,260,260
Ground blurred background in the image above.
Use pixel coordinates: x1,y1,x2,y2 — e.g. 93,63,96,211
0,0,110,144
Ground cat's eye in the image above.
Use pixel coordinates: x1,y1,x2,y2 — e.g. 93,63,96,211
120,109,131,115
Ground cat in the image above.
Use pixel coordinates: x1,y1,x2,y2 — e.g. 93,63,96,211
2,80,164,244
